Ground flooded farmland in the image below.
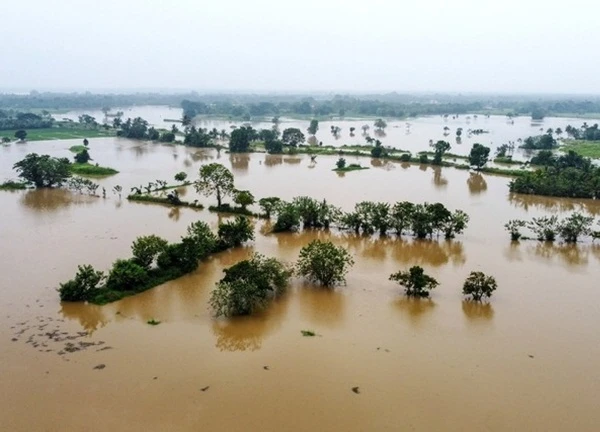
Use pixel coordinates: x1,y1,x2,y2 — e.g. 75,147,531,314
2,134,600,431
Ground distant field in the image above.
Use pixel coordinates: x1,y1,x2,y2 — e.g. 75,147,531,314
0,128,115,142
560,140,600,158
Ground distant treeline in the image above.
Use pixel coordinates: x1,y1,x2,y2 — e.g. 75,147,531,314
3,92,600,118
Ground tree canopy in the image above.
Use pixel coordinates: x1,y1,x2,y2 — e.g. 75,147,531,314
13,153,71,188
194,163,235,207
295,240,354,287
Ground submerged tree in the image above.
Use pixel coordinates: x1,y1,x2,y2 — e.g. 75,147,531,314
194,163,235,207
258,197,282,219
389,266,439,297
557,212,594,243
296,240,354,287
58,265,105,302
431,140,451,165
504,219,527,241
13,153,71,188
307,119,319,136
131,235,169,269
210,253,292,317
462,271,497,301
468,143,490,169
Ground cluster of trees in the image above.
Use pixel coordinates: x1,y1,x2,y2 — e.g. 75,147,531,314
509,151,600,198
565,123,600,141
255,194,469,240
59,217,254,303
116,117,175,142
0,110,54,130
390,267,497,301
13,153,72,188
505,212,600,242
519,133,557,150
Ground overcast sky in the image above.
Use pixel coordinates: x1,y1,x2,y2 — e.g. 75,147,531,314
2,0,598,94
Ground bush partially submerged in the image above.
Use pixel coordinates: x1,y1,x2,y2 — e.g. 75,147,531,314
389,266,439,297
296,240,354,287
462,271,497,301
210,253,292,317
58,265,105,301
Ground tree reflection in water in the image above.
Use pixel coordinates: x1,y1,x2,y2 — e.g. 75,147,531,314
60,302,110,333
508,193,600,216
264,154,283,167
21,189,96,212
462,300,494,322
392,297,436,326
467,172,487,195
229,153,250,171
432,166,448,189
297,284,346,328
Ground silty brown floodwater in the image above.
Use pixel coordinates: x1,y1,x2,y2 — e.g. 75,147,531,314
1,122,600,431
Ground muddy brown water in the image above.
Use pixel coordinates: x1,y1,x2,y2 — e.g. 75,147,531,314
2,138,600,431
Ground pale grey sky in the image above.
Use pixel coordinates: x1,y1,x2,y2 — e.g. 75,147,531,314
2,0,598,93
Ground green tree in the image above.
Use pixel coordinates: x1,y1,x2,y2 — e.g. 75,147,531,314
371,140,385,158
307,119,319,135
557,212,594,243
389,266,439,297
504,219,527,241
185,220,218,257
217,216,254,249
258,197,282,218
273,202,301,232
462,271,497,301
194,163,235,207
431,140,451,165
174,172,187,182
58,265,105,302
282,128,306,147
390,201,415,235
13,153,71,188
336,157,346,169
131,235,169,269
233,189,255,210
106,259,148,291
157,237,203,274
15,130,27,141
295,240,354,287
443,210,470,239
83,138,89,147
74,149,91,164
468,144,490,169
528,215,559,241
229,126,256,152
209,253,292,317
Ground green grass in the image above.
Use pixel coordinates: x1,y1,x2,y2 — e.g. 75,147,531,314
559,140,600,159
208,204,258,217
70,163,119,176
127,194,204,209
0,127,115,142
0,180,29,190
69,145,87,153
333,164,369,172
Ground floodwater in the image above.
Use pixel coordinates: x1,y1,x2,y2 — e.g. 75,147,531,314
2,136,600,431
55,105,600,160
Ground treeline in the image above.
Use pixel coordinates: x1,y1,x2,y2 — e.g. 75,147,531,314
565,123,600,140
509,151,600,198
505,213,600,242
58,217,254,304
0,110,54,129
116,117,176,142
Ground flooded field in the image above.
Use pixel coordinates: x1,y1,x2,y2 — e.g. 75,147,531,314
55,105,599,159
2,137,600,431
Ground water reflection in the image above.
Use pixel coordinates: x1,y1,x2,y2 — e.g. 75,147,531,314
230,153,250,171
211,296,288,351
190,150,214,162
505,241,600,267
283,156,303,165
462,300,495,322
432,167,448,189
391,239,466,267
60,302,110,333
297,285,346,328
20,189,97,212
467,173,487,195
264,155,283,167
508,193,600,215
392,297,436,326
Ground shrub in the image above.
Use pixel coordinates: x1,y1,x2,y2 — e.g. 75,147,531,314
131,235,168,269
273,202,301,232
156,238,202,273
399,153,411,162
258,197,282,218
557,212,594,243
174,172,187,182
74,149,91,164
185,221,218,257
58,265,105,301
389,266,439,297
462,271,497,301
296,240,354,287
419,153,429,164
217,216,254,249
233,189,255,209
106,259,149,291
504,219,527,241
336,158,346,169
210,253,292,317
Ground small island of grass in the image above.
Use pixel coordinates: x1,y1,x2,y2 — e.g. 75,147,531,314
559,140,600,159
333,164,370,172
0,180,30,190
70,163,119,176
69,145,88,153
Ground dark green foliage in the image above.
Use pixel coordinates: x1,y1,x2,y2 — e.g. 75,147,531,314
159,131,176,143
233,189,255,209
174,171,187,182
148,127,160,140
520,134,556,150
74,149,91,164
509,151,600,198
0,111,54,130
147,319,161,325
389,266,439,297
258,197,282,218
282,128,306,147
296,240,354,287
15,129,27,141
265,139,284,154
528,216,559,241
58,265,105,301
463,272,497,301
504,219,527,241
0,180,28,190
184,126,212,147
210,253,292,317
371,140,385,158
186,221,218,257
301,330,316,337
468,144,490,169
336,158,346,169
273,202,301,232
229,126,257,152
118,117,149,139
557,213,594,243
399,153,411,162
217,216,254,249
106,259,149,291
530,150,556,166
307,119,319,135
156,238,202,273
131,235,169,269
292,196,339,229
419,153,429,164
13,153,71,187
431,140,451,165
374,118,387,130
